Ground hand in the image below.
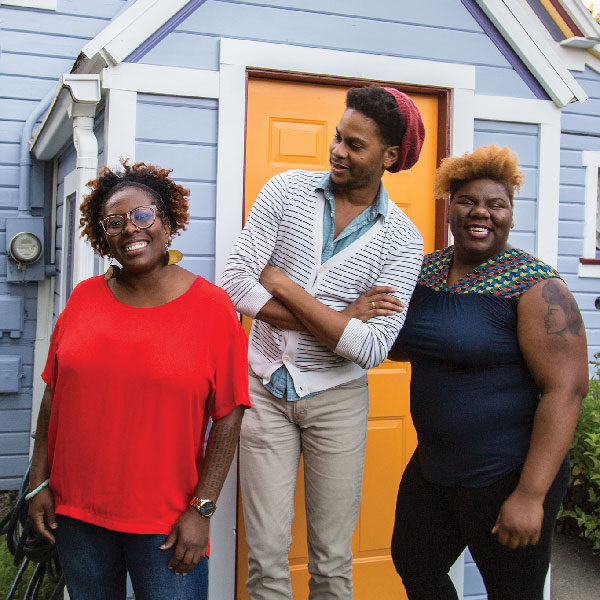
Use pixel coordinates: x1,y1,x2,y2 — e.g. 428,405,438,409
161,507,209,575
343,286,404,322
259,265,292,296
491,489,544,549
28,488,57,544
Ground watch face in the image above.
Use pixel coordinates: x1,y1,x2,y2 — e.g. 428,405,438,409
200,500,216,517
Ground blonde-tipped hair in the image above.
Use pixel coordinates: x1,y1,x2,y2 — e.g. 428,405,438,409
434,145,525,203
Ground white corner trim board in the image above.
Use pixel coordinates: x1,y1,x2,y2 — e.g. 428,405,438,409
102,88,137,171
1,0,56,9
579,151,600,278
214,38,477,281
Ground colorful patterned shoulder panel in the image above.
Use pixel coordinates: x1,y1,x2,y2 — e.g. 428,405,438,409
418,246,560,298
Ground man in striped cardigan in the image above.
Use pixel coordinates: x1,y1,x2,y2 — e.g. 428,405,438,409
221,85,425,599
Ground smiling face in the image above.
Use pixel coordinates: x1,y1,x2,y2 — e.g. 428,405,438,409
448,178,514,266
102,186,170,274
329,108,397,191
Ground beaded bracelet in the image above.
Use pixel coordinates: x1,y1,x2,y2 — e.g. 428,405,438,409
25,479,50,501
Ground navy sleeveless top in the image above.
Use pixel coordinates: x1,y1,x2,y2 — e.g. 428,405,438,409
394,246,560,487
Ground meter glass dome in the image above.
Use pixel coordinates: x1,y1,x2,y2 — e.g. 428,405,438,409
10,232,42,265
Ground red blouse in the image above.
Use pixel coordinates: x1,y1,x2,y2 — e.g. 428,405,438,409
42,275,249,534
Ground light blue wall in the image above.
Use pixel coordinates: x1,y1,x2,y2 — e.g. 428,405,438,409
559,66,600,361
135,94,218,282
138,0,536,100
0,0,128,489
475,119,540,256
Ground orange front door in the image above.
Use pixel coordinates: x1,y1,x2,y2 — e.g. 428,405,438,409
237,77,439,599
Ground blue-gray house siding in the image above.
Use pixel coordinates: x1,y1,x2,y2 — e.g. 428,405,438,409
559,66,600,360
0,0,129,489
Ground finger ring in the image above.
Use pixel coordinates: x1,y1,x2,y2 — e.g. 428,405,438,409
372,301,375,310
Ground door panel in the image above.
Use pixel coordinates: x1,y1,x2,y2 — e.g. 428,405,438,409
237,77,439,598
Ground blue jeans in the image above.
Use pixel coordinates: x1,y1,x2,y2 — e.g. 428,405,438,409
54,515,208,600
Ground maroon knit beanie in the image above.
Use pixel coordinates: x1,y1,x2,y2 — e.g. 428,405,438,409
383,87,426,172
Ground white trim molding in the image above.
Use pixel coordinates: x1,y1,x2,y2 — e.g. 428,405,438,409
579,151,600,278
101,63,219,99
476,0,587,105
214,38,477,281
102,88,137,170
78,0,190,73
474,94,562,268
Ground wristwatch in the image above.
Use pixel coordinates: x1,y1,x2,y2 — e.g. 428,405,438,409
189,497,216,518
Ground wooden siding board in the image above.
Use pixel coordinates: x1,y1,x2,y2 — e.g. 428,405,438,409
559,220,585,239
0,191,19,210
559,202,585,221
0,98,40,121
1,30,92,59
217,0,482,30
0,432,29,455
0,455,29,478
0,142,20,164
136,101,218,145
560,166,585,186
0,52,74,79
179,2,508,66
0,121,26,143
135,142,216,182
0,410,31,433
0,75,58,102
0,7,110,38
559,185,585,206
139,33,220,70
138,0,534,99
562,113,600,136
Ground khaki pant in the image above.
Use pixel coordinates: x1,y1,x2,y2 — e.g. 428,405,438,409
240,370,369,599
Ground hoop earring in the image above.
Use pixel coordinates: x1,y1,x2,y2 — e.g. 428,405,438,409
104,253,120,280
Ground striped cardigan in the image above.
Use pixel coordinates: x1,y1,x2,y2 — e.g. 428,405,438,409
220,169,424,397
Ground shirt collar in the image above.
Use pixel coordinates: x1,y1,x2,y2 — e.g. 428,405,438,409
316,173,389,222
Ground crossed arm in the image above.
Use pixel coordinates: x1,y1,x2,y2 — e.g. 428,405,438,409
491,278,588,548
257,266,402,347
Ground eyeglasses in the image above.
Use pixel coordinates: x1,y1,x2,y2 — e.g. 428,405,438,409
99,205,158,236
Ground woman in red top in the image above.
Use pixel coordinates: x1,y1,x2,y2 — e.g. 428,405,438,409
28,161,250,600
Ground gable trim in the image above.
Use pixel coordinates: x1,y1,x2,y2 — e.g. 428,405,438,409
462,0,549,99
125,0,208,63
475,0,587,105
79,0,191,69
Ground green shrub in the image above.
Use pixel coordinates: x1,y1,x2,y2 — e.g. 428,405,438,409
557,354,600,550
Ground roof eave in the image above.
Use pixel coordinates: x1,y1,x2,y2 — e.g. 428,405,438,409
476,0,588,105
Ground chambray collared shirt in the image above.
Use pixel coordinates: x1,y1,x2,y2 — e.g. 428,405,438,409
265,172,389,401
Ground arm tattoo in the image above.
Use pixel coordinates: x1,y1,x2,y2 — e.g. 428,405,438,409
198,420,239,500
540,279,583,339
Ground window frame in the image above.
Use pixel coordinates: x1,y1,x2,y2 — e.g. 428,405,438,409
579,151,600,278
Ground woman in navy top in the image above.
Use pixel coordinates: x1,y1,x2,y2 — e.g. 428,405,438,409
389,145,589,600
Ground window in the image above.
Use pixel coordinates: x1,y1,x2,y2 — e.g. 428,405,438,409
579,151,600,277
